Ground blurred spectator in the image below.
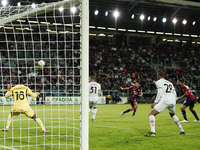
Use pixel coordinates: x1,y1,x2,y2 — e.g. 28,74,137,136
112,92,122,104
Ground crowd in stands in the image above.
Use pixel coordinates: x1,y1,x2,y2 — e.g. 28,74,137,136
139,42,200,87
0,33,200,96
89,38,200,91
89,43,157,91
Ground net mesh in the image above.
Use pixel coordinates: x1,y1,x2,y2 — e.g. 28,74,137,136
0,0,81,149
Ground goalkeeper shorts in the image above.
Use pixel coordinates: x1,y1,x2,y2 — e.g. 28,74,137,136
12,105,35,118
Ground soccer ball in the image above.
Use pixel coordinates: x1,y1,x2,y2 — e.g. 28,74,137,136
38,60,45,67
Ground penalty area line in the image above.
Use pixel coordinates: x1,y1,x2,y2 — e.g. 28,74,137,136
0,145,18,150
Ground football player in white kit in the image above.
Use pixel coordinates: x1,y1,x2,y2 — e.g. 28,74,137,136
89,76,101,121
145,71,185,137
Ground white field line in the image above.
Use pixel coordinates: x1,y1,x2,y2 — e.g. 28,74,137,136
48,121,200,137
91,124,200,137
0,145,18,150
45,121,200,137
4,120,200,137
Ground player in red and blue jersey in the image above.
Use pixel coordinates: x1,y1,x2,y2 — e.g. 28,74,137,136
177,78,200,123
120,82,143,117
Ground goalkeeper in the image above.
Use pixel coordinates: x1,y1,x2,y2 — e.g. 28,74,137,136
2,78,49,133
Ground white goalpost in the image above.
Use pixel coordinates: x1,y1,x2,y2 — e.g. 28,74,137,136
80,0,89,150
0,0,89,150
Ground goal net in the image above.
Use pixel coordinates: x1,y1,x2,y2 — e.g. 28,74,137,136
0,0,89,150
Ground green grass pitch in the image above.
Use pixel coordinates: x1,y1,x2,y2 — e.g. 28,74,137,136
0,104,200,150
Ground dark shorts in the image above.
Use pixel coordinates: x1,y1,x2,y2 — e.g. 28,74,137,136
129,97,137,107
183,99,195,107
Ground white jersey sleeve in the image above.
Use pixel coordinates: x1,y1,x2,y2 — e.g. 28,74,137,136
155,81,162,89
155,79,176,104
154,81,163,103
89,82,101,101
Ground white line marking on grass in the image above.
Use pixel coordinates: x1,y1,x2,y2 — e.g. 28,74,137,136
92,124,133,130
159,131,200,136
0,145,18,150
91,124,200,137
47,121,200,137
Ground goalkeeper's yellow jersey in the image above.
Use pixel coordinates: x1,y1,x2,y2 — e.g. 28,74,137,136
5,85,37,107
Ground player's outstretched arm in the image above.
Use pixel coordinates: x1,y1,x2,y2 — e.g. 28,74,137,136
5,88,12,98
7,84,11,90
120,86,129,90
151,102,157,108
172,89,177,97
98,89,101,95
27,87,40,98
138,90,143,97
177,92,187,100
152,88,162,108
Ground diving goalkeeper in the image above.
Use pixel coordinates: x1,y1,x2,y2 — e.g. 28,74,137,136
2,79,49,133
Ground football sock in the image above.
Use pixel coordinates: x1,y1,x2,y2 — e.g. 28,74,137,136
181,110,188,121
123,109,131,114
172,115,184,132
6,114,12,128
191,110,199,120
132,108,137,116
35,118,44,129
149,115,155,133
93,108,97,119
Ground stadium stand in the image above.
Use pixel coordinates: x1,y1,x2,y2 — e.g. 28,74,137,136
1,34,200,100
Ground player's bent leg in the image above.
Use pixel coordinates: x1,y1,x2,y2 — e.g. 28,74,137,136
121,99,135,116
92,107,97,121
170,113,185,134
180,105,188,122
145,103,163,137
189,104,200,121
3,107,21,131
145,111,157,137
120,106,133,116
132,102,138,117
31,114,49,133
149,108,159,116
31,114,43,127
2,112,13,132
190,108,200,121
89,106,94,113
6,113,12,128
145,109,159,136
149,109,159,132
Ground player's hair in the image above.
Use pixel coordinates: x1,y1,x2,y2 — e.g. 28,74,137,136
157,70,165,78
178,78,184,83
90,76,96,81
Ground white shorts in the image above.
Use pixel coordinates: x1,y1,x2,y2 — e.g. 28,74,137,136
154,101,175,113
89,101,98,108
